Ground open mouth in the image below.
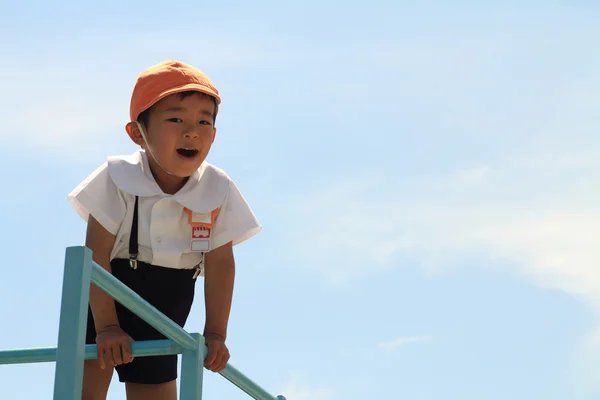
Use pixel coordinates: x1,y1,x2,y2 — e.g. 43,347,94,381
177,148,199,158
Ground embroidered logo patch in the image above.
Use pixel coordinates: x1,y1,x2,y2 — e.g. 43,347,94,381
191,227,211,252
193,226,211,239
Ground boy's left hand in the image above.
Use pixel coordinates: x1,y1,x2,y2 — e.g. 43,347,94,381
204,333,230,372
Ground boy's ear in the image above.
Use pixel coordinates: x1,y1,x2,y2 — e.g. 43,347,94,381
125,122,146,147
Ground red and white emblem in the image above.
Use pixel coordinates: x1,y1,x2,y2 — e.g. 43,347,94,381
191,226,211,252
193,226,211,239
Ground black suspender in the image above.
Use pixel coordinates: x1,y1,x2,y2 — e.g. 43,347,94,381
129,196,139,269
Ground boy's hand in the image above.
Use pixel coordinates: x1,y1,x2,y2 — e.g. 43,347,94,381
96,325,134,369
204,333,230,372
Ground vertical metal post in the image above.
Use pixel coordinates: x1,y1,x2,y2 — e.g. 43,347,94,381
53,246,93,400
180,333,205,400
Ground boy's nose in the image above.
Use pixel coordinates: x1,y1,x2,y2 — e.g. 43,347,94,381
183,127,199,138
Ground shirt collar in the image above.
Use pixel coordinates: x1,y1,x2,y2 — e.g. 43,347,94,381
107,150,230,213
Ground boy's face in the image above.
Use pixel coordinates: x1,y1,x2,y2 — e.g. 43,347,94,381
126,92,217,191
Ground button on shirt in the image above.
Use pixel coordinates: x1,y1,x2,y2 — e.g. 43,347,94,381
67,150,261,273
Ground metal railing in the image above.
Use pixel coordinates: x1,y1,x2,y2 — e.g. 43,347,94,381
0,246,287,400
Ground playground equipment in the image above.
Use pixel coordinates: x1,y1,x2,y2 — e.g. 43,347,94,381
0,246,287,399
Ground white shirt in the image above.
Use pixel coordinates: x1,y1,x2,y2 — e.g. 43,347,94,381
67,150,261,274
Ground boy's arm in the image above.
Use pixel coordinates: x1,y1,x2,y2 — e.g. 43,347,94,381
202,241,235,371
85,215,134,369
86,215,120,330
203,240,235,339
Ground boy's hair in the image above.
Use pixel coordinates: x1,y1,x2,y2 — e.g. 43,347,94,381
136,90,219,127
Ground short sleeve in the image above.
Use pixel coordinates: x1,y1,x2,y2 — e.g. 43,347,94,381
67,162,127,235
210,180,261,250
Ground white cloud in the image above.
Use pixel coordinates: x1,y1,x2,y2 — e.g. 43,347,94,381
280,133,600,304
378,335,434,351
276,136,600,384
280,371,334,400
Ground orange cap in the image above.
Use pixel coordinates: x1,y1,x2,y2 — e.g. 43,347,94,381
129,60,221,122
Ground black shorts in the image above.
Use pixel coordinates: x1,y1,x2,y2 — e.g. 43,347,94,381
86,258,198,384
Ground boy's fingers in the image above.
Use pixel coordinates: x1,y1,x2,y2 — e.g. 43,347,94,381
213,353,226,372
122,340,134,363
122,345,132,363
97,344,105,369
107,345,115,365
110,345,121,365
205,345,229,372
221,351,230,369
218,349,230,371
204,345,217,369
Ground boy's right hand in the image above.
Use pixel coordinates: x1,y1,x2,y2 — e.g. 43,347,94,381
95,325,134,369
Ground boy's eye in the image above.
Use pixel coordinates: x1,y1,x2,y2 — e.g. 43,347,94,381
199,120,210,125
167,118,183,123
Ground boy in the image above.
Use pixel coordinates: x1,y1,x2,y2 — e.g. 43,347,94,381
67,60,261,400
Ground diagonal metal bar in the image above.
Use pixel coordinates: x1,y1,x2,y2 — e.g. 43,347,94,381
90,261,196,350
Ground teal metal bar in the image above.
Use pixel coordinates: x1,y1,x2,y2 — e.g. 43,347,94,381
219,362,285,400
90,261,196,350
0,339,182,365
53,246,93,400
180,333,205,399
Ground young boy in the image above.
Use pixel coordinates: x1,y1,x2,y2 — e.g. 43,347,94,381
67,60,261,400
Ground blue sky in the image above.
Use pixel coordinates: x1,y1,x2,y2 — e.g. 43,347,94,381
1,1,599,399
